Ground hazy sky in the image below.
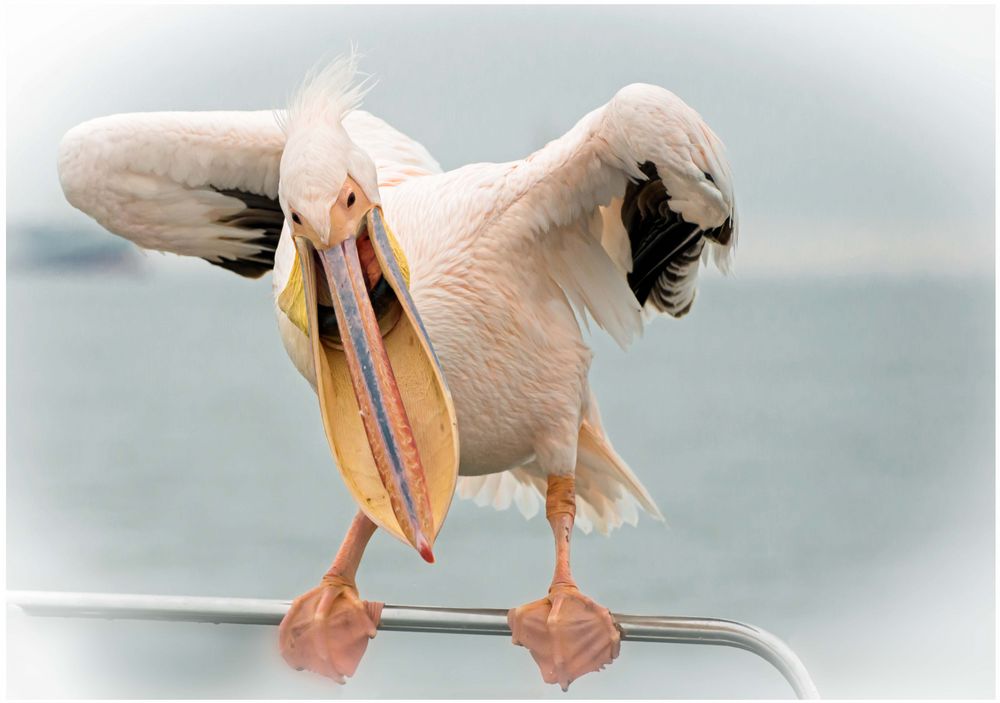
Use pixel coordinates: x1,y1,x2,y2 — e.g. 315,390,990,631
6,4,995,276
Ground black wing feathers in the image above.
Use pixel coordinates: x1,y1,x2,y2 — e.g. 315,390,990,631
209,188,284,279
621,161,732,317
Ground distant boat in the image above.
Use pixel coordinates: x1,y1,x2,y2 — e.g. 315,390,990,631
7,223,143,275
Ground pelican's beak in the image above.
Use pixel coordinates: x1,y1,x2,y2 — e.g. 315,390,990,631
289,207,459,562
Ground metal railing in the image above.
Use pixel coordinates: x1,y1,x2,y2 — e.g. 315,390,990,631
7,590,820,699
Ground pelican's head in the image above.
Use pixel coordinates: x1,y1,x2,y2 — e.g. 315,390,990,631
276,56,458,563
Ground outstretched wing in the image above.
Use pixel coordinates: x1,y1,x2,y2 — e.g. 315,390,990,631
489,83,737,347
58,111,286,278
58,109,440,278
456,85,734,523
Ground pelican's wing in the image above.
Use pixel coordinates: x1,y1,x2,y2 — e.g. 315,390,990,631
59,111,285,277
489,83,737,348
344,110,442,184
58,109,439,277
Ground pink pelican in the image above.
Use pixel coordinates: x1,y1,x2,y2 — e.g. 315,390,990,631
57,55,737,690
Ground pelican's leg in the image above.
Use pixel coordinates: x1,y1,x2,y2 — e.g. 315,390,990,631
508,475,621,690
279,510,382,683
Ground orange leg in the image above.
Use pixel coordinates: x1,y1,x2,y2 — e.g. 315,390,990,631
508,475,621,690
279,511,383,683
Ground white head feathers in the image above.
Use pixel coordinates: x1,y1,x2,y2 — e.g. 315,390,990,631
282,52,373,128
277,53,380,244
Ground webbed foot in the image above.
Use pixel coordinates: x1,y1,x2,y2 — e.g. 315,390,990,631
508,584,621,690
278,574,382,683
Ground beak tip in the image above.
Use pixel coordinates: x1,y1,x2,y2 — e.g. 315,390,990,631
416,534,435,564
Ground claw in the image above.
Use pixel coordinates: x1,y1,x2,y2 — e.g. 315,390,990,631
279,574,380,683
508,584,621,690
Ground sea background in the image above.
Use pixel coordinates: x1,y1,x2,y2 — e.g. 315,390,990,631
5,4,996,699
7,264,995,698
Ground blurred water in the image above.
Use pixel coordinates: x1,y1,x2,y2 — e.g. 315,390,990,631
6,268,995,698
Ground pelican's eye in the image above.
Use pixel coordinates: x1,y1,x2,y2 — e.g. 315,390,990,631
347,192,356,208
291,212,302,225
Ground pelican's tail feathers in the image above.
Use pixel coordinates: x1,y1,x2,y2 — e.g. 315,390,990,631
575,419,664,533
456,468,545,521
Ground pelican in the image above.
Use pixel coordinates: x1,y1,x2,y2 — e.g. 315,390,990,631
57,55,737,690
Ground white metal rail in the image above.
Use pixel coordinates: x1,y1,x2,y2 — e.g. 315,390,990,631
7,590,820,699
